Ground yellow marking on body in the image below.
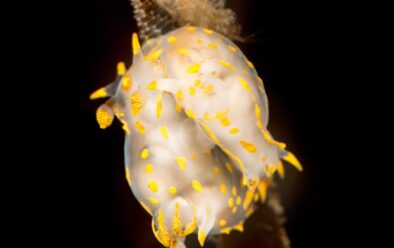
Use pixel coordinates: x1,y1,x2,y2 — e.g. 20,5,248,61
238,77,251,92
261,156,267,162
236,196,241,206
225,162,233,173
232,186,237,196
141,148,149,159
190,153,197,160
156,210,170,246
134,121,145,134
132,33,141,55
220,116,231,126
89,87,107,100
175,90,183,102
194,80,201,87
201,123,246,172
198,228,207,246
186,63,201,73
258,85,264,93
204,84,213,94
228,198,234,208
240,140,257,153
192,180,203,192
232,207,237,214
266,163,277,175
258,180,268,202
243,69,249,75
147,48,163,61
148,181,159,193
243,190,254,210
120,120,130,134
140,201,152,215
145,39,153,45
220,227,232,234
228,45,237,53
234,222,244,232
219,220,227,226
204,28,214,34
213,166,220,174
219,60,235,72
178,48,189,55
175,157,187,170
145,164,153,174
146,80,157,90
168,186,177,195
246,207,254,218
156,94,162,118
175,103,182,112
220,184,227,194
130,92,144,116
172,202,182,234
277,161,285,178
208,43,217,49
262,129,287,149
254,193,260,202
149,197,159,205
186,26,196,31
230,128,239,134
185,109,196,119
246,60,255,69
167,36,176,43
283,152,303,171
189,87,196,96
117,62,126,76
96,108,113,129
160,126,169,140
125,167,131,185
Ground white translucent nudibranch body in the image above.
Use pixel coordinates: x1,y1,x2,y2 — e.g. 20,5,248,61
91,26,302,248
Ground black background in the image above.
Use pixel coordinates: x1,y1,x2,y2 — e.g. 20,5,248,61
14,0,371,247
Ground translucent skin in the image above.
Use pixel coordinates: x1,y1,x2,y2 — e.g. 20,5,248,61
91,26,302,248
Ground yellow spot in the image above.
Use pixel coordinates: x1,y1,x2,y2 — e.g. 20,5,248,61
232,207,237,214
219,61,235,72
89,87,107,100
204,28,214,34
175,103,182,112
134,121,145,134
190,153,197,160
230,128,239,134
238,77,251,92
145,164,153,174
189,87,196,96
243,191,254,210
141,148,149,159
149,197,159,205
261,156,267,162
169,186,177,195
234,222,244,232
175,157,187,170
266,163,277,175
232,187,237,196
208,43,217,49
186,63,201,73
156,94,162,118
220,184,227,194
228,45,237,53
243,69,249,75
160,126,168,140
240,140,257,153
220,116,231,126
130,92,144,116
96,108,113,129
140,201,152,215
178,48,189,55
192,180,203,193
283,152,303,171
167,36,176,43
246,60,255,69
213,166,220,174
225,162,233,173
258,180,269,202
236,196,242,206
175,90,183,102
117,62,126,76
120,120,130,134
125,167,131,185
132,33,141,55
204,84,213,94
262,129,287,149
198,228,207,246
228,198,234,208
186,26,196,31
148,181,159,193
194,80,201,87
147,48,163,61
277,161,285,178
185,109,196,119
146,80,157,90
219,220,227,226
220,227,232,234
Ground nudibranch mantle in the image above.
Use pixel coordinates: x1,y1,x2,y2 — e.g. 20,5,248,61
91,26,302,248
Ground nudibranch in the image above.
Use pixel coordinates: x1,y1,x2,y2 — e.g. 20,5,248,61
91,26,302,248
